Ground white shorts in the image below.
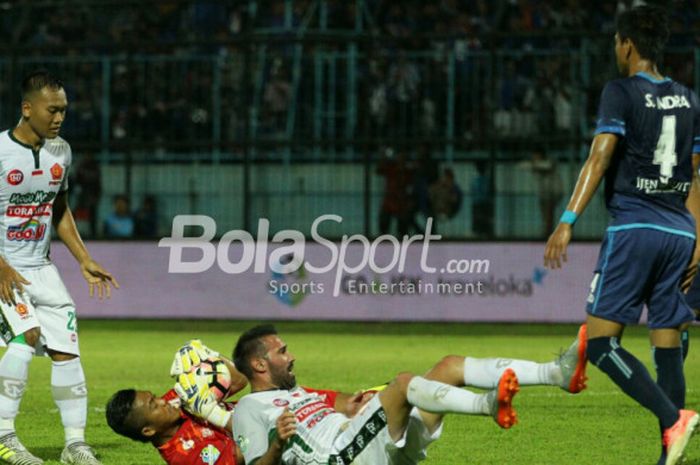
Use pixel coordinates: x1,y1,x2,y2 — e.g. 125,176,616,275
0,264,79,356
329,396,395,465
388,408,443,465
328,398,443,465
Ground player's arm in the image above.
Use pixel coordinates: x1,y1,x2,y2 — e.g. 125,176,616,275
53,191,119,298
222,358,248,396
252,409,295,465
544,133,618,269
233,402,293,465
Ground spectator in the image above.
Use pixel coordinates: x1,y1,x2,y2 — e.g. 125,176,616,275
133,195,159,239
103,194,134,239
377,148,415,237
470,160,493,238
72,152,101,239
413,144,439,228
263,60,292,134
520,148,564,237
429,167,463,232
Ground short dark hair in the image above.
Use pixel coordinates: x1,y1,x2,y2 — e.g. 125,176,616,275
233,324,278,379
105,389,150,443
616,6,669,63
21,69,63,100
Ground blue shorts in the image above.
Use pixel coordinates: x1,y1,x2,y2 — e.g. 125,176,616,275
586,226,696,329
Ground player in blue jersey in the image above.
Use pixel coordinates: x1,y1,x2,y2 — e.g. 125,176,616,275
544,6,700,465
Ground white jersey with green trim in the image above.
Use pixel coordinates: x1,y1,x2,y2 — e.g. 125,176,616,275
233,386,349,465
0,130,71,269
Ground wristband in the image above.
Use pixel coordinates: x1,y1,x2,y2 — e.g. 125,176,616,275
560,210,578,225
207,406,232,429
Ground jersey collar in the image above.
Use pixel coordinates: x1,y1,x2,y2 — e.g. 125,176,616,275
9,129,43,152
635,71,671,84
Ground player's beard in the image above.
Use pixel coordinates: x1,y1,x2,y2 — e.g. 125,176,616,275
271,361,297,390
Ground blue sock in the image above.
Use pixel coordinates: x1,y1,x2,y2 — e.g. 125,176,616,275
587,337,679,429
653,347,685,465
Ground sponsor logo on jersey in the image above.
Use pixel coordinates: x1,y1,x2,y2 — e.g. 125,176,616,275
50,163,63,181
6,170,23,186
306,409,333,429
6,203,52,218
201,428,213,438
199,445,220,464
236,435,249,454
9,191,56,205
15,303,29,319
7,219,47,241
294,400,327,423
31,170,43,176
179,438,195,451
273,398,289,407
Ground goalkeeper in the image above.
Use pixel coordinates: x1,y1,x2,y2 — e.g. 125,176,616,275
105,341,377,465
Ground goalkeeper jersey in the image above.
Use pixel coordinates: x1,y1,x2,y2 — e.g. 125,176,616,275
0,130,71,269
233,386,350,465
158,390,238,465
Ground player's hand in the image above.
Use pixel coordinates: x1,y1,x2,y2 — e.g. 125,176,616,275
80,258,119,299
345,391,376,417
681,261,700,293
681,246,700,292
544,223,572,269
275,408,297,443
170,339,220,377
174,372,231,428
0,263,29,306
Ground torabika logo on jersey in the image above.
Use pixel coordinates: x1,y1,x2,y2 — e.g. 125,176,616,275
7,219,46,241
6,170,23,186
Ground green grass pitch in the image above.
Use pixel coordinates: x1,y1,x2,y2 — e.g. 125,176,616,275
11,320,700,465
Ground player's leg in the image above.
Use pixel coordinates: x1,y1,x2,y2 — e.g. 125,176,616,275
32,265,99,465
647,241,699,465
462,324,588,392
0,281,45,465
379,369,519,441
585,230,695,465
419,355,524,434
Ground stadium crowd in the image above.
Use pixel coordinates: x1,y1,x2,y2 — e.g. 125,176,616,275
1,0,697,147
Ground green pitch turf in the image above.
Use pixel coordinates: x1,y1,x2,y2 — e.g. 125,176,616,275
11,320,700,465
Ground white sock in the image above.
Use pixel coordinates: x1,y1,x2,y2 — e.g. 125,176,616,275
51,358,87,445
0,343,34,435
406,376,490,415
463,357,558,389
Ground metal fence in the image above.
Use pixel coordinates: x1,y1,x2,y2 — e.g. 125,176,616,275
1,36,698,240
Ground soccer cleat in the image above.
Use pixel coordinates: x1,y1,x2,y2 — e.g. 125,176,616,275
488,368,519,429
663,410,699,465
60,442,101,465
556,324,588,393
0,433,43,465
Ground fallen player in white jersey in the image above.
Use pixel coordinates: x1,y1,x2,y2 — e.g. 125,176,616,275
173,324,587,465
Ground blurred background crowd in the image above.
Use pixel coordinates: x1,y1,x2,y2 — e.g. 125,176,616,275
0,0,697,240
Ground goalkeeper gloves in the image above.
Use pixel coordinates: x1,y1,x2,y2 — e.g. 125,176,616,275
170,339,220,377
174,371,231,429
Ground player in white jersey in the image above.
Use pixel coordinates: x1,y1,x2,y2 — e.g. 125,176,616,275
214,324,588,465
0,70,119,465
